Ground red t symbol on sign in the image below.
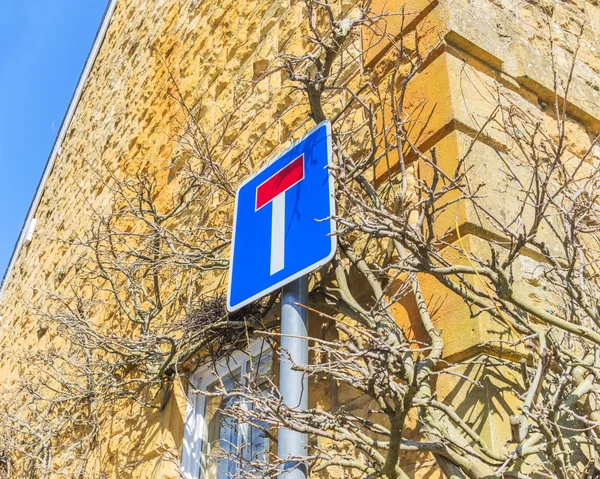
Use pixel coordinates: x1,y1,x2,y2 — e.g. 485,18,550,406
255,154,305,275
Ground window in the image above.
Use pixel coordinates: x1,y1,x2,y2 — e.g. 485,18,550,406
181,342,272,479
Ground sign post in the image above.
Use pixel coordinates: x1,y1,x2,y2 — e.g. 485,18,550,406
278,275,309,479
227,121,334,478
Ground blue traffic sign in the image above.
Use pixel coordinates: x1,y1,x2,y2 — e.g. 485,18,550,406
227,121,335,312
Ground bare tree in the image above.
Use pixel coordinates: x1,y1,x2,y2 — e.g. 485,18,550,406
202,2,600,479
1,1,599,479
0,88,276,477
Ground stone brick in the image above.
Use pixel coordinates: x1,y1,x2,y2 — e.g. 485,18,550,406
0,0,598,477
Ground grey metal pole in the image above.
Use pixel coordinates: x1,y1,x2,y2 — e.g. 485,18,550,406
278,274,309,479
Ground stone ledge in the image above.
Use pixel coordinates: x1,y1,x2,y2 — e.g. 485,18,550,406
366,0,600,134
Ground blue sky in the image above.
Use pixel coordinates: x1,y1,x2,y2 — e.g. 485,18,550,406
0,1,108,277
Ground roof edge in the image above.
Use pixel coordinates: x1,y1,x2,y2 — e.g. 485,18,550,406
0,0,119,300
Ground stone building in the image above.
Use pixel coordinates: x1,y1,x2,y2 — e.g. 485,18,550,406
1,0,599,478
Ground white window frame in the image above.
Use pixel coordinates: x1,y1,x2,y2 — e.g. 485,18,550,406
181,340,271,479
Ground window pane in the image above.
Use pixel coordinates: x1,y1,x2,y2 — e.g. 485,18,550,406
242,414,269,467
204,368,241,479
242,352,272,474
249,348,273,383
202,349,272,478
216,398,239,479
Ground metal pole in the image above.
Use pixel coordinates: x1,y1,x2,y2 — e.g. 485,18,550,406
278,274,309,479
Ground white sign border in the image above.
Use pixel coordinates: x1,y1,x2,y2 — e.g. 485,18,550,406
226,120,336,312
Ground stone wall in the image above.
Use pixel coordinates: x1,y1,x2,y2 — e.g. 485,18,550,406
0,0,598,477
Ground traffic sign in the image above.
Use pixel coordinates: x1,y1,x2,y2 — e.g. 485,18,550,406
227,121,335,312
